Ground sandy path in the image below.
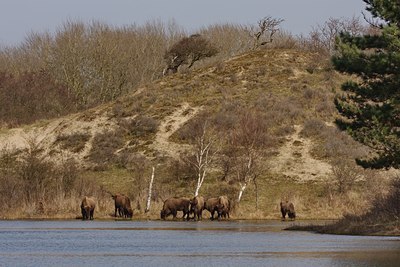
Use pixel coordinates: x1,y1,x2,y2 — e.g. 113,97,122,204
151,102,202,159
270,125,332,181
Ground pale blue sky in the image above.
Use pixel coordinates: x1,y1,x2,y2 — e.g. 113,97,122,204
1,0,367,46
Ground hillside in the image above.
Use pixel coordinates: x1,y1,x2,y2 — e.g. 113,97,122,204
0,48,389,220
0,49,341,163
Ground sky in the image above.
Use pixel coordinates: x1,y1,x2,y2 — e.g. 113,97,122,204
0,0,368,46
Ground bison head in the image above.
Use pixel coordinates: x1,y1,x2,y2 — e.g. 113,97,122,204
288,211,296,219
126,208,133,218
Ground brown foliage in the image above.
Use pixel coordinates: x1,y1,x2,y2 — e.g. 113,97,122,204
0,141,105,217
55,132,91,153
0,71,76,127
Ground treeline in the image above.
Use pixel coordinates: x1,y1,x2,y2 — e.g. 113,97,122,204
0,17,369,127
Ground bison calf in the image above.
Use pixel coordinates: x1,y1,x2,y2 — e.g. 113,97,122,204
280,201,296,220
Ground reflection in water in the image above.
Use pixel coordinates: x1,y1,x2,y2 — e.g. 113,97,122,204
0,220,398,266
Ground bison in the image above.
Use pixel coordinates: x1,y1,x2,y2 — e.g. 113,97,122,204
204,197,220,220
280,201,296,220
190,196,205,221
112,194,133,218
160,197,190,220
81,196,96,220
217,195,231,219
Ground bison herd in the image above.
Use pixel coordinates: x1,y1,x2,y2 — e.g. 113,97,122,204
80,194,296,221
160,195,231,221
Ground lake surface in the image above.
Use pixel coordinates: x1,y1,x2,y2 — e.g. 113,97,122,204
0,220,399,267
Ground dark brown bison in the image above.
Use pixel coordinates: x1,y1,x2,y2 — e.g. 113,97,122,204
81,196,96,220
280,201,296,220
112,194,133,218
204,197,220,220
160,197,190,220
217,195,231,219
190,196,205,221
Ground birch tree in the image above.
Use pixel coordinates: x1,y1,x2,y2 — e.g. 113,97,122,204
228,111,269,203
145,166,155,213
184,120,217,197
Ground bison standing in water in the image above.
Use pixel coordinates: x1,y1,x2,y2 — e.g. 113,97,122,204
205,196,231,220
217,196,231,219
190,196,205,221
280,201,296,220
81,196,96,220
160,197,190,220
204,197,220,220
112,194,133,218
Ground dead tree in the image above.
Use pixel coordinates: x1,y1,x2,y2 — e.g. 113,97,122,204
251,16,284,49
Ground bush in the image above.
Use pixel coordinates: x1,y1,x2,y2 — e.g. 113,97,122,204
300,119,326,138
121,115,159,138
163,34,218,74
55,132,91,153
331,159,362,194
87,130,125,169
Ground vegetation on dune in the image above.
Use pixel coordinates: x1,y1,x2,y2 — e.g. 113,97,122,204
0,8,398,236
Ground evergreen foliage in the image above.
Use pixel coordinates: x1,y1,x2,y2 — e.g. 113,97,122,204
333,0,400,168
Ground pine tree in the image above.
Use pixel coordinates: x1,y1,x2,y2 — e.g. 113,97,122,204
333,0,400,168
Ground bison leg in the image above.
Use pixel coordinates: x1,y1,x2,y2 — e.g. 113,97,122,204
81,209,86,220
210,210,215,220
119,207,124,217
186,209,191,221
281,209,286,221
197,211,202,221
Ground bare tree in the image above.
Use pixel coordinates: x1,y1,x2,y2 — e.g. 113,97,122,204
303,16,368,54
183,120,217,197
128,153,149,211
250,16,284,49
227,111,270,202
331,159,362,194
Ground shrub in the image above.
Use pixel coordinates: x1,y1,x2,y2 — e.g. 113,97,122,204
87,130,125,169
331,159,362,194
121,115,159,138
55,132,91,153
163,34,218,74
300,119,326,138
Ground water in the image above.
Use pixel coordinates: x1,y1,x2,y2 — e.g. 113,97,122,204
0,220,399,267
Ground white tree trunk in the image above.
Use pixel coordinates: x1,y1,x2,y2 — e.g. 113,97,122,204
194,185,200,197
237,183,247,202
194,168,206,197
145,166,155,213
